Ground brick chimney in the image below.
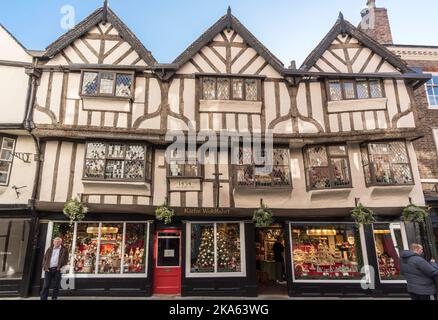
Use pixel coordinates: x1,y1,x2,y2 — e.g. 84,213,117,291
359,0,393,44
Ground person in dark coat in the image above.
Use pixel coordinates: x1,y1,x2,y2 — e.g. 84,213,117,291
273,237,286,284
400,243,438,300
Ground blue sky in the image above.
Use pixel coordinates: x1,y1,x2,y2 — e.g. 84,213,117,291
0,0,436,65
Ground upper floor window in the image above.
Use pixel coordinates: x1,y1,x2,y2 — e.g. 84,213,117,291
361,141,413,186
81,71,134,99
84,142,152,182
202,77,260,101
167,149,201,178
328,79,384,101
235,147,291,188
426,74,438,109
0,137,16,186
304,144,351,190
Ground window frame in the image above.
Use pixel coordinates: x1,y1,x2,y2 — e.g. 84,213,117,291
201,76,262,102
361,140,414,187
82,141,152,182
425,73,438,109
79,70,135,100
0,136,16,187
304,144,353,191
185,221,247,278
326,78,385,102
234,146,293,190
166,149,203,179
43,221,151,279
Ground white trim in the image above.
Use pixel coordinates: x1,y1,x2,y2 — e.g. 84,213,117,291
327,97,387,113
421,179,438,184
154,230,182,269
185,221,247,278
425,73,438,109
289,222,365,284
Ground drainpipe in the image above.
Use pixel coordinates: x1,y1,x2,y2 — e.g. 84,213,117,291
20,64,42,298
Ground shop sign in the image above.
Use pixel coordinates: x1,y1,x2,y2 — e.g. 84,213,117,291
183,208,231,215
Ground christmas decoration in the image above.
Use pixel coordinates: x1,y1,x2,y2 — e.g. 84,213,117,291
253,202,274,228
194,227,215,272
351,203,375,224
63,198,88,225
402,204,429,223
155,202,175,224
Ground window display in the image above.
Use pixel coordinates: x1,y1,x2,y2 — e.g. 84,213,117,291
0,137,15,186
189,223,243,275
373,224,405,281
48,222,149,276
291,224,363,280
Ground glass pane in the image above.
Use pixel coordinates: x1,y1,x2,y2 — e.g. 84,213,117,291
190,224,215,273
99,72,115,94
125,161,144,180
115,74,132,97
0,161,11,172
232,79,244,99
392,164,413,184
84,159,105,178
74,223,98,274
329,81,342,101
308,146,328,167
124,224,147,274
217,223,242,273
331,158,351,187
2,138,15,150
157,235,180,267
86,142,106,159
432,76,438,84
0,171,8,184
273,149,289,166
0,149,13,161
217,78,230,100
107,143,125,159
389,142,408,163
374,224,404,280
356,80,369,99
52,223,74,274
369,80,383,98
328,145,347,156
237,165,254,187
105,160,124,179
82,72,98,95
203,78,216,100
0,220,31,279
245,79,258,101
344,81,355,99
98,224,123,274
292,225,363,280
126,145,145,160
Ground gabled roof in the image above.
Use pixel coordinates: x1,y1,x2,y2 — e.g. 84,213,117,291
0,23,29,52
172,8,284,74
300,13,414,74
43,6,157,66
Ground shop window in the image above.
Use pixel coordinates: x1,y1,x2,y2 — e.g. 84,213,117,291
361,141,413,186
167,149,201,178
291,224,364,281
304,144,351,190
50,222,149,277
373,224,406,281
235,147,291,188
425,74,438,109
81,71,134,99
0,137,16,186
202,77,261,101
328,79,384,101
84,142,152,182
0,220,30,279
188,222,244,276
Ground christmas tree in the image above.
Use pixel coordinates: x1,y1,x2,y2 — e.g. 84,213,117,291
195,227,215,271
216,230,233,272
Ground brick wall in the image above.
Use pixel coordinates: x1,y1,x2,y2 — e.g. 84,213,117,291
360,6,393,45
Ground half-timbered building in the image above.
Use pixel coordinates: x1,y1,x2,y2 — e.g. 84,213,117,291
0,2,433,298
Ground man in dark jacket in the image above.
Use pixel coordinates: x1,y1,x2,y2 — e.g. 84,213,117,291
40,237,69,300
400,243,438,300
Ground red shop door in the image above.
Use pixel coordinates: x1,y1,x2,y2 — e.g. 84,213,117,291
153,230,182,294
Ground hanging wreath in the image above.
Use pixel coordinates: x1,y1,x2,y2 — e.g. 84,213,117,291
63,198,88,225
402,204,429,223
253,202,274,228
351,203,375,224
155,202,175,225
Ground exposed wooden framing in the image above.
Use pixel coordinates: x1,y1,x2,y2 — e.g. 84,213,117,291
375,58,385,73
319,56,342,73
189,59,204,73
210,41,246,48
349,112,355,131
113,47,135,65
59,72,69,124
86,34,123,41
392,79,402,114
66,143,78,200
359,51,375,73
103,40,124,59
81,38,99,58
60,51,73,65
144,77,150,115
337,113,343,132
327,49,346,66
98,37,105,64
305,81,313,117
350,47,364,66
208,45,227,65
73,99,80,126
373,111,379,129
320,81,330,133
343,47,353,73
274,81,280,119
50,141,62,202
231,46,248,65
330,43,362,50
113,112,119,127
70,42,90,64
361,111,367,130
87,111,92,126
198,50,220,73
312,64,324,72
130,56,142,66
100,111,105,127
45,72,54,110
255,61,269,75
238,52,259,74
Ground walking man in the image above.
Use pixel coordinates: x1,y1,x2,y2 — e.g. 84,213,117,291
273,236,286,284
40,237,69,300
400,243,438,300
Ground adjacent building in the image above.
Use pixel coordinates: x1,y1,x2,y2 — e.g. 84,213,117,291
0,1,434,298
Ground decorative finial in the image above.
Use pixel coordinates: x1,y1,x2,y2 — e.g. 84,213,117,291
226,6,232,32
103,0,109,24
338,11,344,21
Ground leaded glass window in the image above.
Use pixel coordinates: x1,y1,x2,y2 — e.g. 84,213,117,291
329,80,342,101
328,79,384,101
245,79,258,101
217,78,230,100
232,79,244,99
369,80,383,98
305,144,351,190
0,137,15,186
202,77,260,101
115,74,133,97
361,141,413,185
202,78,216,100
356,79,370,99
99,72,115,94
81,71,133,98
82,72,99,95
84,142,149,181
168,149,200,178
344,81,355,100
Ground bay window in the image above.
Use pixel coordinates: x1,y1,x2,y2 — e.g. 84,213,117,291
0,137,15,186
304,144,351,190
202,77,261,101
328,79,384,101
84,141,152,182
167,149,201,178
290,223,364,281
235,147,291,188
187,222,245,277
81,70,134,99
361,141,413,186
49,222,149,277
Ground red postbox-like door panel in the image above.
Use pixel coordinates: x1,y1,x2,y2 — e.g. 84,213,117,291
153,230,181,294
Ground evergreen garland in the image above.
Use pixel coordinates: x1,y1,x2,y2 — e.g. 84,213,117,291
63,198,88,226
402,204,429,223
155,202,175,224
253,203,274,228
351,203,375,224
